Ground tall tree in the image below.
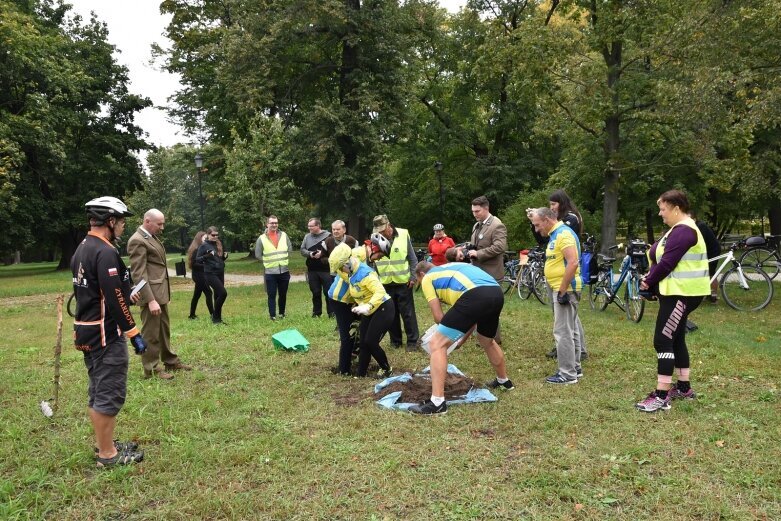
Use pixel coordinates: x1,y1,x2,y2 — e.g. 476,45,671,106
0,0,150,265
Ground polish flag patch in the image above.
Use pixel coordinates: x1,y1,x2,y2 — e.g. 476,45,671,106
107,268,118,277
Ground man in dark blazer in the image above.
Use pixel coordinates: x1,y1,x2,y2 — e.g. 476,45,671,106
127,209,191,379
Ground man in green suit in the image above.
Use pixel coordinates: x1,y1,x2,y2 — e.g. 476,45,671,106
128,209,192,379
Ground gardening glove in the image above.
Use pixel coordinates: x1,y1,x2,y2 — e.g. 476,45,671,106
556,292,570,305
352,304,371,316
129,334,147,355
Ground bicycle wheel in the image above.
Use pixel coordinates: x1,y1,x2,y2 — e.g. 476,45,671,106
624,272,645,323
720,265,773,311
500,266,516,294
517,266,533,300
532,272,551,306
589,272,610,311
67,292,77,318
739,247,780,281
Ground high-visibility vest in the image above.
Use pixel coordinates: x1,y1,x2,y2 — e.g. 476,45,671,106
657,218,710,296
375,228,411,284
259,232,290,269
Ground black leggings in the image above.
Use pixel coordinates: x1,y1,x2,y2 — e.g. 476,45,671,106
653,295,703,376
206,273,228,321
190,270,214,317
357,300,394,377
332,300,356,375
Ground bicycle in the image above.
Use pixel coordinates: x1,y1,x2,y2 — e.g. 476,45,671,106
589,239,649,323
522,247,550,305
739,234,780,281
710,240,773,311
500,253,520,295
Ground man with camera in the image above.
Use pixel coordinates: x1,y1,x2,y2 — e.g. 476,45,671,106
529,207,583,384
452,196,508,342
72,197,147,466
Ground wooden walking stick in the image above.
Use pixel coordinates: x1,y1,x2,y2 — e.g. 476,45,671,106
41,294,63,418
53,294,63,414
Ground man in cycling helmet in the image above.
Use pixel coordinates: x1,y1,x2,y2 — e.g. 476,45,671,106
72,196,147,466
371,215,420,352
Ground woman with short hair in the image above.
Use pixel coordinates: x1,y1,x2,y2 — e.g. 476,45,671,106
638,190,710,412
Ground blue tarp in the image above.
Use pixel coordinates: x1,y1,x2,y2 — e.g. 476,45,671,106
374,364,497,411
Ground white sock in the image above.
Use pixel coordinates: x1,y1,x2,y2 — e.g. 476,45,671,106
496,377,508,384
430,395,445,406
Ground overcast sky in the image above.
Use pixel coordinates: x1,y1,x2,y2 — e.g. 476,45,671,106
66,0,466,150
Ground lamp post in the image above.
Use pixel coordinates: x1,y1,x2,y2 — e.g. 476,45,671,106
434,161,444,222
194,153,205,229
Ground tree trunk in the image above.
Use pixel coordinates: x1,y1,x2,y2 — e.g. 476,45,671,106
644,207,655,244
57,228,84,271
768,197,781,236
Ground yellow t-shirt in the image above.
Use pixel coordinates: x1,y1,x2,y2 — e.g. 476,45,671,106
543,222,582,292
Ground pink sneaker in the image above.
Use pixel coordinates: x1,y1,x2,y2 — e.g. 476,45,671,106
668,384,696,400
635,392,671,412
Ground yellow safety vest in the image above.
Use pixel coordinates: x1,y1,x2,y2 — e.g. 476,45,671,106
259,232,290,269
375,228,411,284
657,219,710,296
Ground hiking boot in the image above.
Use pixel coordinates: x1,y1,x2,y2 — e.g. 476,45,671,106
545,373,578,385
635,392,671,412
94,440,139,454
485,378,515,391
668,383,696,400
144,367,173,380
409,399,447,415
96,448,144,468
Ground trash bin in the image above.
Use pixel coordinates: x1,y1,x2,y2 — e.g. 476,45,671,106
175,258,186,277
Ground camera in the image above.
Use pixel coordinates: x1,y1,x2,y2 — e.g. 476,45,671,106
454,242,477,263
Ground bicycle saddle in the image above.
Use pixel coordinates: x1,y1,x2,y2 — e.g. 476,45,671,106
745,236,766,247
598,254,615,262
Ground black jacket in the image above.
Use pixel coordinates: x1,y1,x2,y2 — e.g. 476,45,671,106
196,241,225,275
71,233,139,351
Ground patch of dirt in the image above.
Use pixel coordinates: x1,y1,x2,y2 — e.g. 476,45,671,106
331,392,362,407
375,373,477,403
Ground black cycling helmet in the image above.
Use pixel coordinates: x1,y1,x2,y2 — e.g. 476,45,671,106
85,196,133,224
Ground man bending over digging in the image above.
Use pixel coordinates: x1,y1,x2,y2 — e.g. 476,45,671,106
410,256,513,415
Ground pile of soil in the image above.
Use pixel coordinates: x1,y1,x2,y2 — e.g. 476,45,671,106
375,373,478,403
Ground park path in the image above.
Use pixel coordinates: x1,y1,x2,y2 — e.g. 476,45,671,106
166,268,306,287
0,270,306,309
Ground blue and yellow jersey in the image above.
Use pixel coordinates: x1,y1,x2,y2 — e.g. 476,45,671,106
328,272,354,304
421,263,498,306
348,262,390,314
544,222,582,292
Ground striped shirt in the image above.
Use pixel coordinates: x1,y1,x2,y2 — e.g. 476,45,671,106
421,263,498,306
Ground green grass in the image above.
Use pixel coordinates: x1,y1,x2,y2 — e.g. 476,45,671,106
0,255,306,298
1,270,780,520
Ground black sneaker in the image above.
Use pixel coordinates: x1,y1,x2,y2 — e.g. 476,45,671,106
485,378,515,391
409,399,447,415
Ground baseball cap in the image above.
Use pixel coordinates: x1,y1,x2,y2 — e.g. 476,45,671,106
372,215,389,234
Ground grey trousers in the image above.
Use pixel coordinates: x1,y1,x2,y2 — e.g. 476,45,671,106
552,290,582,380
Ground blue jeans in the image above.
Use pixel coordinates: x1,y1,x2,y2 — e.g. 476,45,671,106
264,271,290,318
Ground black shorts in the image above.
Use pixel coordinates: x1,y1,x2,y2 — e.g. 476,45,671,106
83,336,129,416
438,286,504,340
